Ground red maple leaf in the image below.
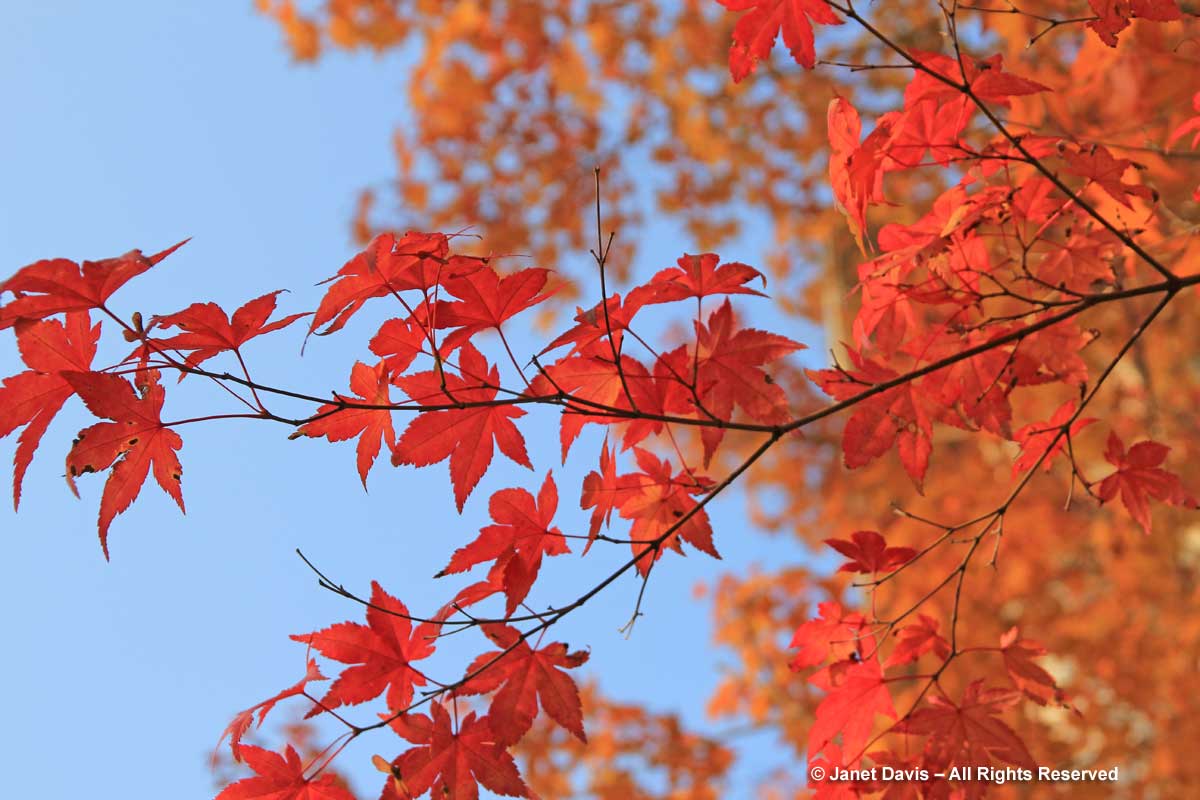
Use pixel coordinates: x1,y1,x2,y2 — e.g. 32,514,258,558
218,659,327,761
905,50,1048,108
384,703,528,800
393,343,531,511
824,530,916,575
1064,144,1155,209
63,369,185,559
885,614,950,668
538,292,646,358
894,680,1036,770
1095,431,1196,534
147,291,308,369
308,232,484,338
458,623,590,745
0,240,186,329
434,267,554,353
828,97,899,251
1087,0,1180,46
215,744,354,800
1036,226,1120,293
628,252,766,306
789,601,869,670
298,360,397,488
0,312,100,508
717,0,843,81
692,299,803,463
370,315,432,375
1009,321,1093,388
808,350,935,490
579,440,640,549
963,55,1049,104
528,351,667,460
618,448,720,576
807,657,896,760
1011,400,1096,476
438,472,571,617
889,94,972,169
921,336,1015,439
290,580,439,715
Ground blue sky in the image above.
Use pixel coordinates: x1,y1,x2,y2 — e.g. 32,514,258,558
1,4,827,797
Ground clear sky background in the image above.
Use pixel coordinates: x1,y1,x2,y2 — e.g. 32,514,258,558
1,3,828,798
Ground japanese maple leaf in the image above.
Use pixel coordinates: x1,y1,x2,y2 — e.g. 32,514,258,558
1036,226,1120,293
0,239,186,329
1010,321,1092,388
867,184,991,282
370,315,432,375
0,312,99,509
147,290,308,369
889,95,971,168
824,530,916,575
458,623,590,745
920,337,1015,438
538,292,646,357
807,657,896,760
628,252,766,307
529,352,662,460
693,299,803,463
808,350,935,490
905,50,1047,107
1064,144,1155,209
1011,401,1096,477
894,680,1036,770
963,54,1049,104
385,703,528,800
717,0,843,81
828,98,899,251
1087,0,1180,46
290,580,439,715
218,659,327,761
789,601,868,670
885,614,950,668
434,267,554,353
999,627,1060,705
1096,431,1196,534
393,343,531,511
62,369,184,559
298,360,396,488
619,448,720,576
438,472,570,617
580,441,640,548
308,232,483,338
309,232,433,337
215,744,354,800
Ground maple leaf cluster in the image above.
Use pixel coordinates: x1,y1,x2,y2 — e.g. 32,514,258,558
1,228,809,798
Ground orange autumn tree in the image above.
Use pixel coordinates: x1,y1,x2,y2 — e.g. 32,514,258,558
4,1,1200,798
